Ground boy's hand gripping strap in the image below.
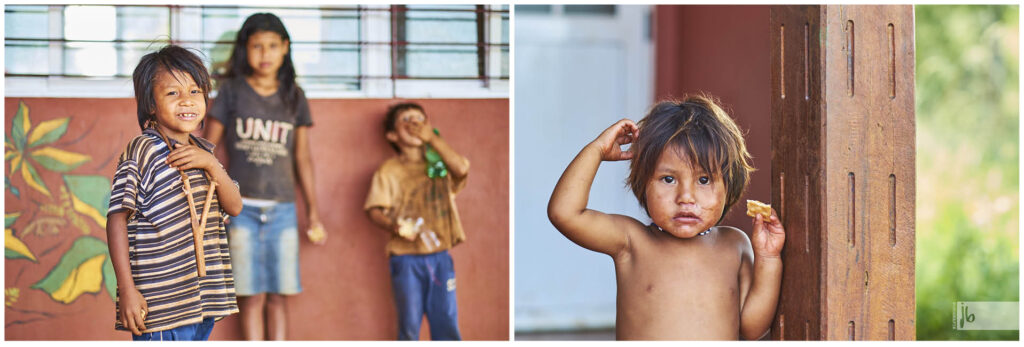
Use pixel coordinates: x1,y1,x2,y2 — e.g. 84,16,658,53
156,129,214,278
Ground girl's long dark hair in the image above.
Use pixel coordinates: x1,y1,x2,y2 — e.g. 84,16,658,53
225,13,300,113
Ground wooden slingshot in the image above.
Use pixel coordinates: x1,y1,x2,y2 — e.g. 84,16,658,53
157,129,216,278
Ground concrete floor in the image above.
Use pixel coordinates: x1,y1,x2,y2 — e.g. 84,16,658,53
514,329,616,341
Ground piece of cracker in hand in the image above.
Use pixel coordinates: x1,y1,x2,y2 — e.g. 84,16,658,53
746,199,772,219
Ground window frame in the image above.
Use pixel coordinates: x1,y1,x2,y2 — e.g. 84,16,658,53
3,4,508,99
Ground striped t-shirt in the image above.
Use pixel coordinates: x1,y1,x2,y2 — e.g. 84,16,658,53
107,128,238,333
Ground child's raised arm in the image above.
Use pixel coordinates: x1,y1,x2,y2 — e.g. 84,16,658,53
106,211,148,336
409,119,469,178
738,208,785,340
547,119,639,257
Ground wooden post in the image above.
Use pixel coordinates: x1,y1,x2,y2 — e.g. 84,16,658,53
770,5,915,340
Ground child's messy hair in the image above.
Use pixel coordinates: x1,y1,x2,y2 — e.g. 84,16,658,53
383,102,426,153
132,45,211,131
627,94,754,224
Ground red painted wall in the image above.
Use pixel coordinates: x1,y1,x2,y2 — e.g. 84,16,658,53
653,5,772,231
3,97,509,340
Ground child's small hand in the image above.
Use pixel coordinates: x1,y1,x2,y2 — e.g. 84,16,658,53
119,287,149,336
306,222,328,246
396,225,419,242
751,208,786,259
590,119,639,161
394,217,422,242
166,143,219,172
407,118,436,143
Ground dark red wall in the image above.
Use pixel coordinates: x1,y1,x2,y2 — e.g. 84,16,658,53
4,97,509,340
653,5,772,230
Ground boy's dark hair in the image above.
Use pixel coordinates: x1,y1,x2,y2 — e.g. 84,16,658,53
627,94,754,224
132,45,211,131
383,102,426,153
225,13,301,114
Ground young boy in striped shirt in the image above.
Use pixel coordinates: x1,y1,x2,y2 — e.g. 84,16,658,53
106,45,243,340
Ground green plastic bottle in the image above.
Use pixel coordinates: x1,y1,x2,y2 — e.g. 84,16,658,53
424,128,447,178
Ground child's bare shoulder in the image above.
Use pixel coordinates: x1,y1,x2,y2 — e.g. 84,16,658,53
713,226,754,256
606,213,649,233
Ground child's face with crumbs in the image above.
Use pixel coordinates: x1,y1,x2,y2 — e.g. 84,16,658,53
644,145,727,238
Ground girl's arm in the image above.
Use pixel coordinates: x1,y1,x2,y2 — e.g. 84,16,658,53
106,211,148,336
410,120,470,178
199,118,239,214
166,144,243,216
294,126,325,245
547,118,639,257
739,210,786,340
204,118,225,145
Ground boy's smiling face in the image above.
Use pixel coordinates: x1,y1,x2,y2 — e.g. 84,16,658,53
151,69,205,140
645,145,726,238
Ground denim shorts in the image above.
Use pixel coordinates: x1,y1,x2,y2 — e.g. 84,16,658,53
132,317,215,341
228,201,302,296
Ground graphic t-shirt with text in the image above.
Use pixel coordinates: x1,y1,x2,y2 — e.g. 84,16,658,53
210,77,312,202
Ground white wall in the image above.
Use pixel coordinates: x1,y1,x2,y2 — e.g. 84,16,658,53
514,5,653,332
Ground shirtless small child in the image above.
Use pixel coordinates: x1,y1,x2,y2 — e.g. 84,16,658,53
548,94,785,340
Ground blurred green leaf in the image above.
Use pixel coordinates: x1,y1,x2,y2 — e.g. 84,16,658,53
915,4,1019,341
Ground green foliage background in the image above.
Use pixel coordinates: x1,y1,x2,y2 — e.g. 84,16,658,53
915,5,1019,340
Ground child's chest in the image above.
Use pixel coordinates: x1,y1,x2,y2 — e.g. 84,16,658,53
139,162,213,211
617,233,742,302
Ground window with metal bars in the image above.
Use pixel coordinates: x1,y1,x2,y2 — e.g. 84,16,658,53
3,4,508,98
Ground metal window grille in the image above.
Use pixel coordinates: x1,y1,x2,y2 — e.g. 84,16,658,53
3,4,509,97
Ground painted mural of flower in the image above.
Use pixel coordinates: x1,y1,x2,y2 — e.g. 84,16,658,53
5,100,116,305
5,101,90,197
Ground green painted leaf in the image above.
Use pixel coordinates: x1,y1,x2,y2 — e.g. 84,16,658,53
6,213,19,228
64,175,111,227
27,117,69,147
11,102,29,151
31,236,109,303
5,248,34,261
6,223,37,262
21,162,50,197
31,149,89,172
5,176,19,198
102,254,116,302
